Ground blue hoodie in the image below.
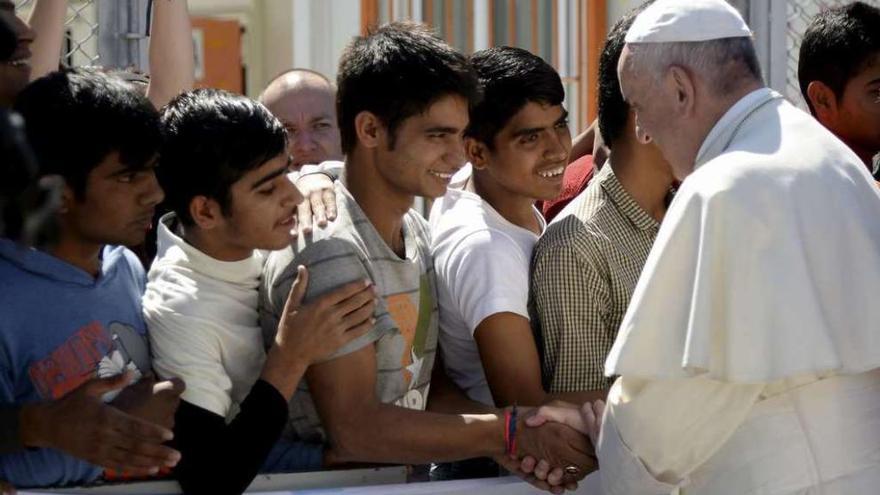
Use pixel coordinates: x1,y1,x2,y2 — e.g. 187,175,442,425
0,238,151,488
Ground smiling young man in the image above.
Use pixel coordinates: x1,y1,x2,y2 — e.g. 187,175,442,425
430,46,608,412
260,24,594,487
145,89,376,494
0,68,183,488
798,1,880,178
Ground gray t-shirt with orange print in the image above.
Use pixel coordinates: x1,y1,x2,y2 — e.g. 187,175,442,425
260,176,439,443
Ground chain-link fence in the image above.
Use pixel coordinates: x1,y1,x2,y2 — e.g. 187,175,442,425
15,0,148,70
784,0,880,107
15,0,100,67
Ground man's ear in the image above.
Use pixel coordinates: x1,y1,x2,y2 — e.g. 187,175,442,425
806,80,838,125
55,178,76,214
189,196,222,230
668,65,696,117
354,111,383,149
465,137,490,170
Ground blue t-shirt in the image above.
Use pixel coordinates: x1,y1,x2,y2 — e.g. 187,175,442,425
0,239,151,488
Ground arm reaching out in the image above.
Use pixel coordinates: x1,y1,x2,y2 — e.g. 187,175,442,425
146,0,194,109
26,0,67,81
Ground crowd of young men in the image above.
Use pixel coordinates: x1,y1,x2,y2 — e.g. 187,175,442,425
1,0,880,494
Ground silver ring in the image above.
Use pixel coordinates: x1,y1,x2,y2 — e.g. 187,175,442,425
564,465,580,475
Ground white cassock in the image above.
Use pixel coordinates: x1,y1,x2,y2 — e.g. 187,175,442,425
596,88,880,495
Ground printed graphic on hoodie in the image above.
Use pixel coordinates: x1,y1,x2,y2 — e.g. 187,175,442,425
28,321,149,401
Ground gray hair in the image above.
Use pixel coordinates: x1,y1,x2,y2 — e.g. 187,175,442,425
626,37,763,96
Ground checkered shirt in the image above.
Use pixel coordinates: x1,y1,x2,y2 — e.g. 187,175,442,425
529,163,660,392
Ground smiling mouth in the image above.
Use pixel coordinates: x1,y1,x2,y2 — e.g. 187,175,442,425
6,58,29,68
429,170,454,180
537,165,565,179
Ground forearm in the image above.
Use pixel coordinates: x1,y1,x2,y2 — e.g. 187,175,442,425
27,0,68,80
260,346,308,401
598,376,762,493
569,120,596,162
327,404,506,465
173,380,290,495
146,0,194,109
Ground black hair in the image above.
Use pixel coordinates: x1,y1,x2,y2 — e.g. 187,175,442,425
12,67,161,198
465,46,564,148
798,1,880,114
158,88,287,226
597,1,653,149
336,21,479,154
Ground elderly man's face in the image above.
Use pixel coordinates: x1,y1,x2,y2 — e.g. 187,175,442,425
264,83,343,170
618,45,695,180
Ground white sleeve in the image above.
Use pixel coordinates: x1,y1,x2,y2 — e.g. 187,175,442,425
145,308,234,418
441,230,530,334
598,376,763,495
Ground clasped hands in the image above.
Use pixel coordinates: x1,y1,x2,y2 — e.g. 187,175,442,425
498,400,605,494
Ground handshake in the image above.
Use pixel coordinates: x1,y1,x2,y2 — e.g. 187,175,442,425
498,400,606,493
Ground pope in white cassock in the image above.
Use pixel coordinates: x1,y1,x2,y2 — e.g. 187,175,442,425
525,0,880,494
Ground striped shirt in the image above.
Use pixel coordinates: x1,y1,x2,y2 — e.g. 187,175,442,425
260,177,438,443
529,163,659,392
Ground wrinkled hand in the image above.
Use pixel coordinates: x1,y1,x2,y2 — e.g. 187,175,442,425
516,400,605,487
293,173,336,236
527,400,605,447
112,373,185,430
515,410,597,488
494,453,578,494
275,265,376,364
20,371,181,476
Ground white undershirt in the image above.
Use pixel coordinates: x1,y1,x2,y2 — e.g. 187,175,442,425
143,214,266,421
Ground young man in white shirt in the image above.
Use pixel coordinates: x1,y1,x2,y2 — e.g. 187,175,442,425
144,89,376,494
430,47,604,413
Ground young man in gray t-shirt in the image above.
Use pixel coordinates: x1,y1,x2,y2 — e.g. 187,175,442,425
260,22,593,488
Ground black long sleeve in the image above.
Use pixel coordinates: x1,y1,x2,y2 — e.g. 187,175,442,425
171,379,288,495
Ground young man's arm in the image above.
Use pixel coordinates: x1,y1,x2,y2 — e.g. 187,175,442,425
26,0,67,81
154,268,375,494
475,313,607,407
267,239,594,476
14,373,180,475
308,343,593,471
145,0,194,109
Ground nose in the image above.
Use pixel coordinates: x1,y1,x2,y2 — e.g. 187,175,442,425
445,135,467,170
139,170,165,207
292,130,318,154
544,130,571,163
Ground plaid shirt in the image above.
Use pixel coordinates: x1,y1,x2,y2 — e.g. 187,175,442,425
529,163,660,392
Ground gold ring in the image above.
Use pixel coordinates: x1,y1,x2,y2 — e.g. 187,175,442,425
564,465,580,475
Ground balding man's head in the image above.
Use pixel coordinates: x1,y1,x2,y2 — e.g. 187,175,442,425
616,0,763,179
260,69,342,169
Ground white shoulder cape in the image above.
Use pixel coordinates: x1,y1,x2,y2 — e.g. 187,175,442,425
605,90,880,383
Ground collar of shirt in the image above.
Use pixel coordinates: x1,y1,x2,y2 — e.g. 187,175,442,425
695,87,779,170
598,162,660,232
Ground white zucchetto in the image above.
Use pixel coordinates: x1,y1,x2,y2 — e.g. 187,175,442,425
625,0,752,44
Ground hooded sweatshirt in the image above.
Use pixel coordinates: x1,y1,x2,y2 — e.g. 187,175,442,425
0,238,150,488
